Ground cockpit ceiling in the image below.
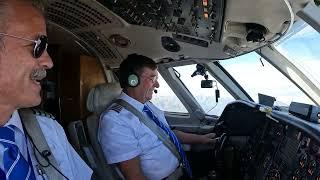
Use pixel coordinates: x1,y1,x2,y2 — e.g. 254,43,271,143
45,0,311,67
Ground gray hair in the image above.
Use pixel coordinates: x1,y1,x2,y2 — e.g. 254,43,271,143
31,0,47,13
0,0,46,49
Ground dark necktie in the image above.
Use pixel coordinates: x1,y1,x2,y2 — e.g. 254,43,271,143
0,125,36,180
143,105,193,178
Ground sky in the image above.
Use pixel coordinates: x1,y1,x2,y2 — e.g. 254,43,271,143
275,25,320,85
220,24,320,105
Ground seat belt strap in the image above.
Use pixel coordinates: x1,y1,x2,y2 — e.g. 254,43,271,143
114,99,181,162
18,108,63,180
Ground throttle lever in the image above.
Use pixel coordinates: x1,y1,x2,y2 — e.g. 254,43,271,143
217,133,227,151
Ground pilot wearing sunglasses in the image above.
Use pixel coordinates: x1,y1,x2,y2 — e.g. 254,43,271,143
0,0,92,179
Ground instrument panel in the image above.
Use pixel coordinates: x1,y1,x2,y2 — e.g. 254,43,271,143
219,101,320,180
247,115,320,180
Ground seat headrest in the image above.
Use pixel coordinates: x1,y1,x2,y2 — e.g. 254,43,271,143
86,83,122,114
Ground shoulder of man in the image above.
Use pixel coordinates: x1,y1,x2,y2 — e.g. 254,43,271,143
25,108,93,179
105,102,124,114
30,108,56,121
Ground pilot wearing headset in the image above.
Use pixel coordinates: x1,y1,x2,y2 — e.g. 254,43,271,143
0,0,92,179
98,54,217,180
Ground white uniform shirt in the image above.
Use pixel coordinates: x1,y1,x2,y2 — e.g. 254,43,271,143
0,110,93,180
98,92,179,180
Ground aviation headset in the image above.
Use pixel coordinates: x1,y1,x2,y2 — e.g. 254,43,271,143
121,53,157,88
127,72,140,87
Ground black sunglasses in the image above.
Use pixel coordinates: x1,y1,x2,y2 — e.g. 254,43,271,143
0,33,48,58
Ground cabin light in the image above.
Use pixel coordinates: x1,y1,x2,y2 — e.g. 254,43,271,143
108,34,131,48
203,0,208,6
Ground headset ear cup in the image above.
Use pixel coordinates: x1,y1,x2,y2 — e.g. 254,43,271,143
128,74,139,87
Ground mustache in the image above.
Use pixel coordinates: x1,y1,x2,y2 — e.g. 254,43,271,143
30,68,47,81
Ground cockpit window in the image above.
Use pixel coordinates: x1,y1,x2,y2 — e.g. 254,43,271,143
220,52,315,106
273,23,320,90
151,74,188,113
174,64,235,116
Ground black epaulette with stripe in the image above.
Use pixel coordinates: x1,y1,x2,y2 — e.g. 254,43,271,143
108,103,123,113
31,108,56,120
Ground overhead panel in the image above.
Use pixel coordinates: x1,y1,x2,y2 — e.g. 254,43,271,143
98,0,225,43
46,0,124,67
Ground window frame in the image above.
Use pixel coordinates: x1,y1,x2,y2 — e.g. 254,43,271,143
157,59,253,116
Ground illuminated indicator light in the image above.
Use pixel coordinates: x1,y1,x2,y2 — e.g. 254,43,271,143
300,161,304,167
203,0,208,6
308,169,314,175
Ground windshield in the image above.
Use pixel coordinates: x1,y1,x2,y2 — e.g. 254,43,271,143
174,64,235,116
219,52,314,106
273,23,320,89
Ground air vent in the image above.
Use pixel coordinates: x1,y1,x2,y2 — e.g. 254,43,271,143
77,32,117,59
47,0,112,29
46,0,122,63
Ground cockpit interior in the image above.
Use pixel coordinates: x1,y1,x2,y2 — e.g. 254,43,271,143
37,0,320,179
